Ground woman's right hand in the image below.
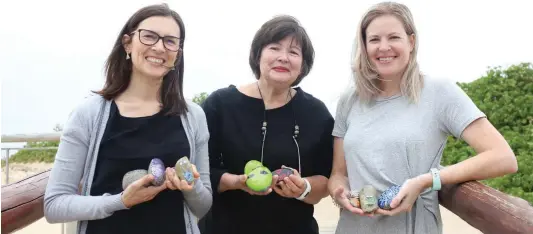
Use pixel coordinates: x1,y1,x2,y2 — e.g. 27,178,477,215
219,173,278,195
121,174,167,208
332,186,372,217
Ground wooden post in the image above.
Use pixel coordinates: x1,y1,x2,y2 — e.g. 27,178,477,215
439,181,533,234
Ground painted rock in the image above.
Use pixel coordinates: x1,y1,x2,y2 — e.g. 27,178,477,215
378,185,401,210
175,156,195,185
244,160,263,175
122,169,148,190
348,190,360,208
245,166,272,192
359,185,378,213
272,168,293,182
148,158,166,186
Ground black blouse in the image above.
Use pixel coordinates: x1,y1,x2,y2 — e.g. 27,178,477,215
200,85,334,234
86,101,190,234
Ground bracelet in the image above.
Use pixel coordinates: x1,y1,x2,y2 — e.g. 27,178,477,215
296,178,311,200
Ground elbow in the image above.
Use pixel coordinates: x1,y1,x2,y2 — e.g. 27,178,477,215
43,197,61,224
503,148,518,174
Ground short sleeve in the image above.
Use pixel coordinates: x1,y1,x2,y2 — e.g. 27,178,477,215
437,79,486,139
332,89,355,138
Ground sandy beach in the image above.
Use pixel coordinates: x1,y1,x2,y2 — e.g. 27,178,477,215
2,163,482,234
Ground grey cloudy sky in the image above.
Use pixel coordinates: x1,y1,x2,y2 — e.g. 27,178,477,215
1,0,532,136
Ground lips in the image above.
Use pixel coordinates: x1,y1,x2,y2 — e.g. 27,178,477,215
377,56,396,63
272,66,289,72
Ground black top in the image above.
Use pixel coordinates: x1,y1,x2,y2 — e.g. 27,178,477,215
200,85,334,234
86,101,190,234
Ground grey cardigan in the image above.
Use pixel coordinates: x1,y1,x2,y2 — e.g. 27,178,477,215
44,95,212,234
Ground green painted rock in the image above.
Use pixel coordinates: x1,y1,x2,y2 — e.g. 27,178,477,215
360,185,378,213
244,160,263,175
175,156,195,185
245,166,272,192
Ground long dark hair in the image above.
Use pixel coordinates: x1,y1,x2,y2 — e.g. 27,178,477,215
94,3,187,115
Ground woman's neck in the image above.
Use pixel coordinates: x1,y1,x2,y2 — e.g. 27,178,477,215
256,79,293,109
119,72,162,102
378,74,402,97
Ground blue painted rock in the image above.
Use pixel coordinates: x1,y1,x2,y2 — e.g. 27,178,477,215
148,158,166,186
272,168,293,182
245,166,272,192
359,185,378,213
244,160,263,175
175,156,195,185
378,185,401,210
122,169,148,190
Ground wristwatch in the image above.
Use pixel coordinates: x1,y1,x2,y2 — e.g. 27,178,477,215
296,178,311,200
430,168,441,191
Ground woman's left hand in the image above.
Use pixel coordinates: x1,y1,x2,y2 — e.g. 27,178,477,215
165,165,200,192
376,177,427,216
272,166,307,198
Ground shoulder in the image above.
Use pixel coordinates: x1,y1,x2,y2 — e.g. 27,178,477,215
421,75,461,93
296,88,333,120
69,94,107,122
201,85,239,109
185,99,207,121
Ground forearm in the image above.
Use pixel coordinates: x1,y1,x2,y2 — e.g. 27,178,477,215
182,178,213,219
300,175,329,205
327,172,350,195
217,172,234,193
416,149,517,189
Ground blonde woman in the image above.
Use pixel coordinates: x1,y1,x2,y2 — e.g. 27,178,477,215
327,2,517,233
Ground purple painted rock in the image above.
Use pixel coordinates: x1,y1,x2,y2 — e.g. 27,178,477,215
148,158,166,186
272,168,293,182
122,169,148,190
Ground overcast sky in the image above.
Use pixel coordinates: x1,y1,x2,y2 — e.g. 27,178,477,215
1,0,532,136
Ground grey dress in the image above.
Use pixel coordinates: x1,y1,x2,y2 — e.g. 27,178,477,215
332,76,485,234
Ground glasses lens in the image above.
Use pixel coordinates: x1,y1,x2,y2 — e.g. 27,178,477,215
139,30,158,45
163,37,180,51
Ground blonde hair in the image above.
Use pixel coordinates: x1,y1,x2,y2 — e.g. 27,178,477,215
352,1,423,104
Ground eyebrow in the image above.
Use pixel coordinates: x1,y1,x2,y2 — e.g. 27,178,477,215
367,32,402,38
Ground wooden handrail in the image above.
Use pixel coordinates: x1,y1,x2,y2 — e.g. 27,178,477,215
439,181,533,234
1,170,533,233
1,169,50,234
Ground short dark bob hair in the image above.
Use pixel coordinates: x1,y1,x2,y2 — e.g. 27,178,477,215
248,15,315,87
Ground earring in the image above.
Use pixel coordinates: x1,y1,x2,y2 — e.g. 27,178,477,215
126,53,130,60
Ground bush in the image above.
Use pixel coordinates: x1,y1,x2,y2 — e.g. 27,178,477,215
442,62,533,203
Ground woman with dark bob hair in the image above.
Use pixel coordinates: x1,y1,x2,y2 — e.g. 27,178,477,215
44,3,212,234
199,15,334,234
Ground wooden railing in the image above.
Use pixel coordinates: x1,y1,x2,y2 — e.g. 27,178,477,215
2,133,533,233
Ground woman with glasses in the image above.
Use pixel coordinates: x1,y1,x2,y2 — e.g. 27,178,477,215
44,4,212,234
198,15,334,234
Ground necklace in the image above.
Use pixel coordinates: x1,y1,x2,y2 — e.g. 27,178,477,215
256,82,302,173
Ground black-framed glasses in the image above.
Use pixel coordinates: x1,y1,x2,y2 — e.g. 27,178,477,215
132,29,181,52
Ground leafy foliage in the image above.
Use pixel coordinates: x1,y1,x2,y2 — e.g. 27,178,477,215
193,92,208,105
441,62,533,203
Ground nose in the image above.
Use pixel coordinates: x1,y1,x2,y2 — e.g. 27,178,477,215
276,50,289,63
151,39,166,52
378,39,391,51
